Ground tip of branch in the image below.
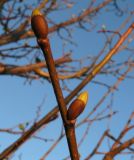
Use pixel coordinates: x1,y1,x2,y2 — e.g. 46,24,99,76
32,8,42,17
77,91,88,105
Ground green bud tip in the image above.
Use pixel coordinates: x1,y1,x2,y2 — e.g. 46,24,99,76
32,8,42,17
77,91,88,105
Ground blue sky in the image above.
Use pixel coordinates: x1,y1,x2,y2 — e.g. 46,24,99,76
0,1,134,160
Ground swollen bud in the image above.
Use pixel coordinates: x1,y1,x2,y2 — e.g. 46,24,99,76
67,91,88,121
31,8,48,38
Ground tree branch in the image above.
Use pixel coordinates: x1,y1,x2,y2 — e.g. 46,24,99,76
0,22,133,160
0,0,113,45
103,137,134,160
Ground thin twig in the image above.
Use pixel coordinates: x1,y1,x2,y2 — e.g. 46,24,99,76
103,137,134,160
38,36,79,160
85,130,108,160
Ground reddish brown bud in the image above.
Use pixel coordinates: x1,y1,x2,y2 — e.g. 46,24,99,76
31,9,48,39
67,99,85,120
67,91,88,121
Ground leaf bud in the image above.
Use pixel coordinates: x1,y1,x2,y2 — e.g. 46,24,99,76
67,91,88,121
31,8,48,39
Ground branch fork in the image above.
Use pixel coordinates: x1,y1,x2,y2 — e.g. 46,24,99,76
31,8,89,160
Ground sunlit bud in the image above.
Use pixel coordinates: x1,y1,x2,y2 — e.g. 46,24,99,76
67,91,88,121
77,91,88,105
31,8,48,38
18,123,25,131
